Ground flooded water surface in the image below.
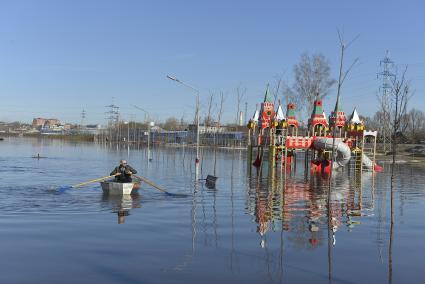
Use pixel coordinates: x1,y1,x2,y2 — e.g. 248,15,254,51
0,137,424,283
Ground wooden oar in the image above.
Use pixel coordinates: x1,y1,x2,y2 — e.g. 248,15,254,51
58,174,119,192
134,175,186,197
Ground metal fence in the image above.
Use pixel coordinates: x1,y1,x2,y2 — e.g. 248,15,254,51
95,128,247,148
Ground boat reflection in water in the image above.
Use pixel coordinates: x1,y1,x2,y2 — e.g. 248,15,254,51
101,193,141,224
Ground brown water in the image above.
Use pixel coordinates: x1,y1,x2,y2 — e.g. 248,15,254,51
0,137,423,283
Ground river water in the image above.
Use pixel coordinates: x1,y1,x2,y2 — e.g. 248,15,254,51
0,137,423,283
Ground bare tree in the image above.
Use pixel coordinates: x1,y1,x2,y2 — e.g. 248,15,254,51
212,91,226,172
163,117,180,131
282,83,300,107
269,73,302,115
271,76,282,105
217,91,226,128
370,111,386,134
389,66,412,173
400,113,410,135
205,92,215,127
293,52,336,116
235,84,246,125
180,112,186,127
329,32,359,178
387,67,411,282
407,108,425,142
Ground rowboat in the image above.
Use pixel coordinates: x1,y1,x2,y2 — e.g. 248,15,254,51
100,181,141,195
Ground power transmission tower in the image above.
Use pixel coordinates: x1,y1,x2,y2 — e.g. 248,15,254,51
80,109,86,128
105,104,119,125
377,51,395,153
105,101,120,142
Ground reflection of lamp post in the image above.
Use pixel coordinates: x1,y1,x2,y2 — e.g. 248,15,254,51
148,121,154,161
167,75,200,180
132,105,152,161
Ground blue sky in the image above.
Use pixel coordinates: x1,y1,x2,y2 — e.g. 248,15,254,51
0,0,424,124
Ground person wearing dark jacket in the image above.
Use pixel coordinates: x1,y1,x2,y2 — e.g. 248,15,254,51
110,160,138,183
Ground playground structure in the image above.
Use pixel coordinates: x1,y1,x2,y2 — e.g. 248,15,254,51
247,87,383,176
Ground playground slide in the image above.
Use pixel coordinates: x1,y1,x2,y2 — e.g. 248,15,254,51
362,153,383,171
313,137,351,169
313,137,382,171
362,153,373,169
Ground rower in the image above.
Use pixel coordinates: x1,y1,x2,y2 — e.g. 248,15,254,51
110,160,138,183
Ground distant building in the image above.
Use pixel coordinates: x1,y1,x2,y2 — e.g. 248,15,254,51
63,124,72,131
32,118,61,129
239,111,244,126
85,124,101,129
150,125,165,133
40,125,65,135
188,123,228,134
75,124,103,135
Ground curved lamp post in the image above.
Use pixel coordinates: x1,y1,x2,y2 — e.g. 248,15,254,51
132,105,153,162
167,75,200,180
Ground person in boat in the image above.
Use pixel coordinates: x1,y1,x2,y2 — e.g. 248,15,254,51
110,160,138,183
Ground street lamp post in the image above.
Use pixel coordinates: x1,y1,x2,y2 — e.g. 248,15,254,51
167,75,200,180
124,121,130,158
127,121,130,143
132,105,152,162
123,121,130,142
147,121,153,161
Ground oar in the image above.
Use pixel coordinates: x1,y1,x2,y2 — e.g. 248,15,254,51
134,175,186,197
58,174,119,192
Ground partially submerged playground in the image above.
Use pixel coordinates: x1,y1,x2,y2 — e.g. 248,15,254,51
247,87,383,176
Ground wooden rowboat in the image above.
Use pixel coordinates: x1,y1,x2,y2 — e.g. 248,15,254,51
100,181,140,195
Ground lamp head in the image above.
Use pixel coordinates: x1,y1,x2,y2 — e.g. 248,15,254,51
167,75,177,81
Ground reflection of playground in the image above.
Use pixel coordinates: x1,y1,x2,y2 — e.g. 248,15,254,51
247,171,375,248
101,193,141,224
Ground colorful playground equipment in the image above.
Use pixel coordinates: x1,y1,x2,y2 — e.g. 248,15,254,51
247,86,383,176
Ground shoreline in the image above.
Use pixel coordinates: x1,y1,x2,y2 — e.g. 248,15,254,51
3,134,424,164
1,133,95,142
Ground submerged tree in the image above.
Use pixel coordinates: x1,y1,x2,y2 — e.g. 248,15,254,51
235,84,246,126
387,66,411,284
204,92,215,127
389,66,412,176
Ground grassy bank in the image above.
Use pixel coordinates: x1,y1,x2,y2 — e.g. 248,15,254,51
376,144,425,167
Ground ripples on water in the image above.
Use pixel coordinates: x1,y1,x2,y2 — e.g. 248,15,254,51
0,137,424,283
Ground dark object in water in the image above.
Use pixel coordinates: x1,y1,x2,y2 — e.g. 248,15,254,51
200,175,218,189
32,154,47,159
0,137,4,141
253,153,261,167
